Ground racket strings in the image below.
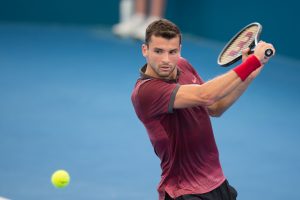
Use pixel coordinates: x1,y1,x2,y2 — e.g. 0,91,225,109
219,25,259,65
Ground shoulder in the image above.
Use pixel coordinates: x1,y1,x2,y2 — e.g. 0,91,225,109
132,78,177,105
178,57,191,67
131,78,178,119
134,78,177,97
133,78,164,91
177,57,205,84
177,57,195,71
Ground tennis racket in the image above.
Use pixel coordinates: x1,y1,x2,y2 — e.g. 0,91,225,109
217,22,273,67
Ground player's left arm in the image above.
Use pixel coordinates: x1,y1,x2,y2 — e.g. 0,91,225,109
207,48,265,117
207,76,254,117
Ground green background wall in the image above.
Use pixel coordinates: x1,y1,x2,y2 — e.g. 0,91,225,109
0,0,298,59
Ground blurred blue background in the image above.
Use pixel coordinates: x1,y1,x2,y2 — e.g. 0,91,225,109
0,0,299,59
1,1,300,200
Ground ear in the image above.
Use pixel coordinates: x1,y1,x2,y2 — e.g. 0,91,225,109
142,44,148,57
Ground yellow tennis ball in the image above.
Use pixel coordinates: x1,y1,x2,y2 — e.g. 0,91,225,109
51,170,70,188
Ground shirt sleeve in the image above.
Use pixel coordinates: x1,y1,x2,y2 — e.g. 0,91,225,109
136,79,179,120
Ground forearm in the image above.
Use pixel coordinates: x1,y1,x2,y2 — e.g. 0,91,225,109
174,70,244,109
207,76,254,117
205,44,275,116
198,55,262,104
198,70,243,105
174,55,262,109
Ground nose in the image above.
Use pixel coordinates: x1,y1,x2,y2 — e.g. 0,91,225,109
162,52,170,63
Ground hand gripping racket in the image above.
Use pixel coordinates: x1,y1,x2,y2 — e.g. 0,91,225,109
217,22,273,67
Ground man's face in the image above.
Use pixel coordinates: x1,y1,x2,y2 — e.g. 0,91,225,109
142,35,181,79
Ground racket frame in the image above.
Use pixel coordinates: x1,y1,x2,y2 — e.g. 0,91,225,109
217,22,262,67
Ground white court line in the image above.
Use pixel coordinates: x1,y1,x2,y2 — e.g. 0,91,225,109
0,197,10,200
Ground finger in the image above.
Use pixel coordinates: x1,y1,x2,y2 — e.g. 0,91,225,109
242,47,250,54
241,47,250,61
267,44,275,56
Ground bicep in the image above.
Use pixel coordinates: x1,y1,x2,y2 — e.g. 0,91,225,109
173,84,213,109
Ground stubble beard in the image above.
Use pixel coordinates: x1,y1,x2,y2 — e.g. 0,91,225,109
151,63,176,79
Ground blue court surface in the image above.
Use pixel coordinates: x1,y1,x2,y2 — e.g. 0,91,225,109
1,23,300,200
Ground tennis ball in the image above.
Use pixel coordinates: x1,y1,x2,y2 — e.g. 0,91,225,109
51,170,70,188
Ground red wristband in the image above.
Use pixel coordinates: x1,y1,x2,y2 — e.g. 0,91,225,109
233,55,261,81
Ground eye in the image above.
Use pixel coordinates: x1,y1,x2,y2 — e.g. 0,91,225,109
170,50,178,55
154,49,163,54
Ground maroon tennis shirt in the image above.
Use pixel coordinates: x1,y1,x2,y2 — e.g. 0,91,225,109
131,57,225,200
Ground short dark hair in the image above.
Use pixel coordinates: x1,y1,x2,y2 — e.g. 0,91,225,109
145,19,182,45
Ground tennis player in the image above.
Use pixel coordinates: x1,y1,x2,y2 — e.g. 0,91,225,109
131,19,275,200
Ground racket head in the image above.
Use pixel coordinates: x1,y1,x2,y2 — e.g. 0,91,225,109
217,22,262,67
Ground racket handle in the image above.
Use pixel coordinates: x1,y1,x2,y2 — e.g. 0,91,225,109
265,49,273,57
248,48,273,58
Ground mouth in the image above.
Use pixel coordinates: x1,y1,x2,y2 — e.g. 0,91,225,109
160,65,172,72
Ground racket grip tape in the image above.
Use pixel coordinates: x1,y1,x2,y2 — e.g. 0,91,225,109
233,55,261,81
